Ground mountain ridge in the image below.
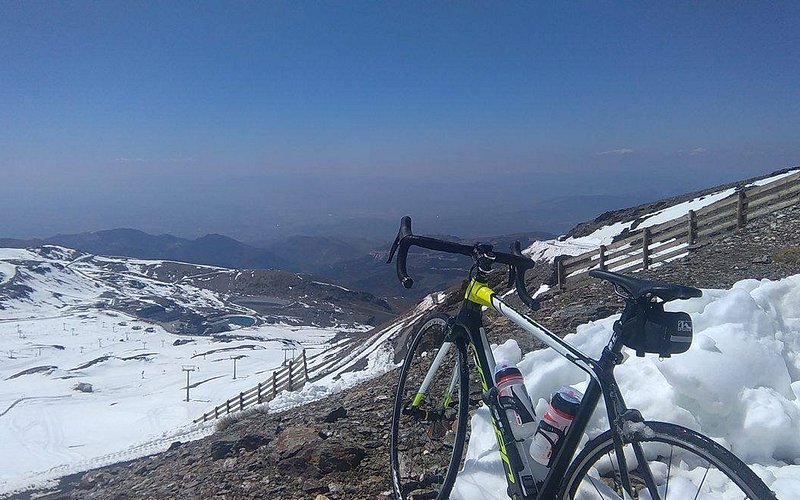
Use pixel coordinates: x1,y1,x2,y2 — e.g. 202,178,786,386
0,229,555,304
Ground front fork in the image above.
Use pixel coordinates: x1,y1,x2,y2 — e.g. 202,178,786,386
410,341,454,408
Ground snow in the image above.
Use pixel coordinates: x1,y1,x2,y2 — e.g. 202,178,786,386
0,262,16,285
0,311,346,494
525,168,799,263
413,291,448,314
311,281,351,292
750,170,798,187
453,274,800,499
0,248,369,495
0,249,39,260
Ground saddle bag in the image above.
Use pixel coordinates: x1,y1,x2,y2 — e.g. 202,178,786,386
617,304,693,358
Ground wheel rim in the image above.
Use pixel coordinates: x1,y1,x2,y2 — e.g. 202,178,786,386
565,433,762,499
392,317,467,500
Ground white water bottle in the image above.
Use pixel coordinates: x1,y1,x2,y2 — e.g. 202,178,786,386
493,362,537,440
530,386,583,466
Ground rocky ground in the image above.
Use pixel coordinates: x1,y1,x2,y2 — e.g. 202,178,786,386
15,203,800,500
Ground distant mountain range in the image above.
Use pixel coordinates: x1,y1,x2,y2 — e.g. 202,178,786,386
1,229,289,270
0,228,554,304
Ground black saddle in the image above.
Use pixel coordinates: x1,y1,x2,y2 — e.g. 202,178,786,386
589,269,702,302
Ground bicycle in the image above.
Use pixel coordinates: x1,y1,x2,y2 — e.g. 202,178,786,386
387,216,775,500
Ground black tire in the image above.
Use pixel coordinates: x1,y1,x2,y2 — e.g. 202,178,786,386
390,313,470,500
559,421,776,499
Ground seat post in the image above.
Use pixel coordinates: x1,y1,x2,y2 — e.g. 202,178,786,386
606,299,636,357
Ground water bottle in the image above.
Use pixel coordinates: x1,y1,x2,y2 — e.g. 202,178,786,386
493,362,537,440
530,386,583,466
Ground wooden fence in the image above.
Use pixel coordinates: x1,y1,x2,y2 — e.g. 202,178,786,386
556,169,800,288
194,349,308,423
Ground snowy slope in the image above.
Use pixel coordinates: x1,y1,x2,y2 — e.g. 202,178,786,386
0,244,443,496
453,275,800,499
0,247,372,494
525,169,799,263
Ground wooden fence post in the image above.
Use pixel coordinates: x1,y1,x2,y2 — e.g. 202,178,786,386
226,400,230,414
642,228,652,270
288,360,294,390
257,382,263,403
736,189,748,228
557,260,566,290
214,406,219,419
687,210,697,245
239,392,244,411
272,370,278,397
302,349,308,382
598,245,607,270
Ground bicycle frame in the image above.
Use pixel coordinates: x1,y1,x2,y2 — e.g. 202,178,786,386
409,277,647,499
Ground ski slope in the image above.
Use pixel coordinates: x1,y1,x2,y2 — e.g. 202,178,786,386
0,243,439,496
0,247,373,495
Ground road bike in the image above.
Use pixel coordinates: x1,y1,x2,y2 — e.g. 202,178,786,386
387,216,775,499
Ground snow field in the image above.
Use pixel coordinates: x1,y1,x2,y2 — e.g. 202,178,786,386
453,274,800,499
0,310,341,494
0,284,447,496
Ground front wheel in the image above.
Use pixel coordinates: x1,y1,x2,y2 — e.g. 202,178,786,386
559,421,776,499
390,313,470,500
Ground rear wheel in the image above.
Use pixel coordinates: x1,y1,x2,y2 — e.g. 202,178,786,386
390,313,470,500
559,421,776,499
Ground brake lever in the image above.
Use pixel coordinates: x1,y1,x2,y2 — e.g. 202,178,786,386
507,265,516,288
387,233,401,264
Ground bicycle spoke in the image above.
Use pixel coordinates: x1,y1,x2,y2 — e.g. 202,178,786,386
588,474,606,499
664,446,673,499
691,464,710,500
563,423,773,499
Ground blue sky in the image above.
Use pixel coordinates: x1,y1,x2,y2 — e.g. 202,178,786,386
1,2,798,239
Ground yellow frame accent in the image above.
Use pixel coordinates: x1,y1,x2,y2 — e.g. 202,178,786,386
464,278,495,309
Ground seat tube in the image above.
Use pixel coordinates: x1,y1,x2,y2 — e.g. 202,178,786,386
478,326,497,375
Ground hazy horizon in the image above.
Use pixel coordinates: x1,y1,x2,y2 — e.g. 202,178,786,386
2,3,798,241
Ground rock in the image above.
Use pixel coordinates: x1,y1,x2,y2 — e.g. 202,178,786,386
274,425,322,459
134,463,151,476
752,254,771,264
234,434,268,452
78,471,110,490
73,382,93,393
222,457,237,471
167,441,182,451
302,478,329,494
210,440,235,460
311,440,366,473
323,405,347,423
314,495,330,500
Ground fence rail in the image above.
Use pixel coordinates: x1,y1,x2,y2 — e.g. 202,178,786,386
193,349,308,423
557,170,800,288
